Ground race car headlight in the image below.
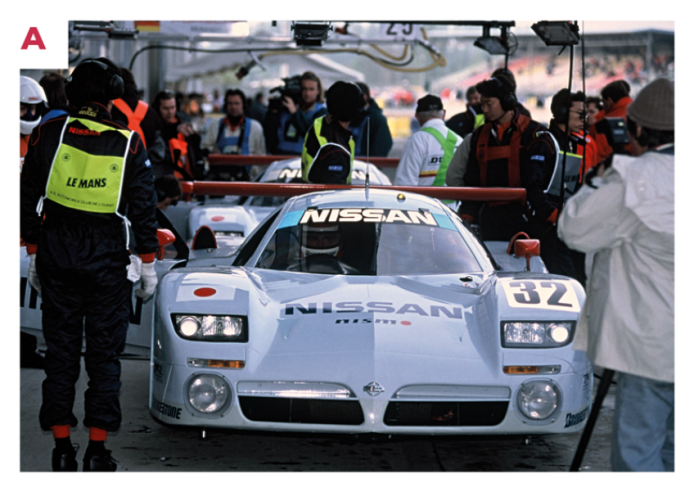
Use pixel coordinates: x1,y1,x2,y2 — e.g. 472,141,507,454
502,321,575,348
187,374,230,414
172,314,248,342
517,379,562,420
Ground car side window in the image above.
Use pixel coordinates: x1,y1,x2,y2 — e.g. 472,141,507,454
232,210,281,266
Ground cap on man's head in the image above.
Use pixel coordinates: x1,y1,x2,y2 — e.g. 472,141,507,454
627,78,674,131
416,94,443,113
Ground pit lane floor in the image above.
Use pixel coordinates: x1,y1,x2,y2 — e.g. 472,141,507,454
19,351,615,473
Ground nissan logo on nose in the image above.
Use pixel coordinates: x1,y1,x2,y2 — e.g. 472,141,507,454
363,382,384,396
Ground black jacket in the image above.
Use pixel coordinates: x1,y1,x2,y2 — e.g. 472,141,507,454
348,99,393,157
302,115,354,184
461,109,557,224
446,104,482,139
20,103,159,256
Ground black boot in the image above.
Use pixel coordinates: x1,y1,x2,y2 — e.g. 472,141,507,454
51,442,78,471
83,446,117,472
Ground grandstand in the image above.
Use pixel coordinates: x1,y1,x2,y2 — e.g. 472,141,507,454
430,29,674,100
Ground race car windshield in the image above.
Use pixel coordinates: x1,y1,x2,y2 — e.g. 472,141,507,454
256,209,487,275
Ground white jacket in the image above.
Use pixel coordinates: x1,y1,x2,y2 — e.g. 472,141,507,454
394,119,462,186
557,146,674,382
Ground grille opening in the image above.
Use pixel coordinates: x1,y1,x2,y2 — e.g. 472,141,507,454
384,401,508,426
239,396,364,425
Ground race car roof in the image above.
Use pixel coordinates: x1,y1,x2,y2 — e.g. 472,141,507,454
282,188,448,214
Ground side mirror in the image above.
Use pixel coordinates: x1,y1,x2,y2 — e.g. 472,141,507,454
180,181,194,202
514,239,541,271
156,228,176,260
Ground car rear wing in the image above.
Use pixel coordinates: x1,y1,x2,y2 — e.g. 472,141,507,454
207,154,400,168
178,181,526,204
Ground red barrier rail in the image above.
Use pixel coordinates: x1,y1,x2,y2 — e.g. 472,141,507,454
179,181,526,203
207,154,400,168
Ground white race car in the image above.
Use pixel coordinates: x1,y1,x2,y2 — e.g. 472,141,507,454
150,186,592,436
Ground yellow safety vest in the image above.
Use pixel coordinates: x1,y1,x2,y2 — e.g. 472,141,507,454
420,127,460,187
45,117,131,214
301,116,355,184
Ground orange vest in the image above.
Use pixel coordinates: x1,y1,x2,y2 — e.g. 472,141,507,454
574,132,599,181
113,99,149,150
476,114,532,187
20,134,30,158
589,97,633,162
168,133,191,180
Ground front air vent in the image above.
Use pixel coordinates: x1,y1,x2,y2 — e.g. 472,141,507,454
384,401,508,426
239,396,364,425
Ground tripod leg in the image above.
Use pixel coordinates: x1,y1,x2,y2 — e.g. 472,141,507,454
569,369,615,471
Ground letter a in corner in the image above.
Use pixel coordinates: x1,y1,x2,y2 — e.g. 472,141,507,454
21,27,46,50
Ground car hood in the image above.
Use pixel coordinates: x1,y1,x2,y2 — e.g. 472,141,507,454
159,268,506,386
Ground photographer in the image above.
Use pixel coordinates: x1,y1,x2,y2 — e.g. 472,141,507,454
263,71,328,155
558,78,674,471
589,80,633,163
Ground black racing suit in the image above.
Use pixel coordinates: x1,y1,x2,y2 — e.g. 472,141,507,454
20,103,159,433
461,110,575,277
548,120,589,285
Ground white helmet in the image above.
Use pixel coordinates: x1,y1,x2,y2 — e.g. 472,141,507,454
20,76,47,135
301,224,341,258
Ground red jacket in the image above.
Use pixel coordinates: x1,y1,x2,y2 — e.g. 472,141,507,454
589,96,633,163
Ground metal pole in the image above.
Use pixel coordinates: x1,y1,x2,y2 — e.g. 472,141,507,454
569,369,615,471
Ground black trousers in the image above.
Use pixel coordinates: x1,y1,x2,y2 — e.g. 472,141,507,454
37,217,131,433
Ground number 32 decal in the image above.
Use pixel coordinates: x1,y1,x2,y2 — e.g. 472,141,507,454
502,280,580,312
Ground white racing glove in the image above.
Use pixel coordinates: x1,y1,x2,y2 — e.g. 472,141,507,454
135,261,158,300
28,254,41,293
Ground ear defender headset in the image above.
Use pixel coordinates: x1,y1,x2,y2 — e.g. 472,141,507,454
552,91,570,125
65,58,124,103
490,77,517,112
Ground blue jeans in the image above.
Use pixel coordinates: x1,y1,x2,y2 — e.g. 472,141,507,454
611,372,674,471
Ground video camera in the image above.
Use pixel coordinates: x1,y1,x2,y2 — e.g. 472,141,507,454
595,117,631,155
268,75,302,112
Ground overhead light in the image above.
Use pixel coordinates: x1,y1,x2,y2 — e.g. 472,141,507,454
292,22,332,46
531,21,580,46
473,25,510,55
474,36,509,55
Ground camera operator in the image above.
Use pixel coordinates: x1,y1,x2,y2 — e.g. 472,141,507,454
263,71,328,155
589,80,633,163
558,78,674,471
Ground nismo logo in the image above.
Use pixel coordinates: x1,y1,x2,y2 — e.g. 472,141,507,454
300,208,437,225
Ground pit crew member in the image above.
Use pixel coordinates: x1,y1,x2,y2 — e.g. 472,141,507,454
394,94,462,187
20,58,159,472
